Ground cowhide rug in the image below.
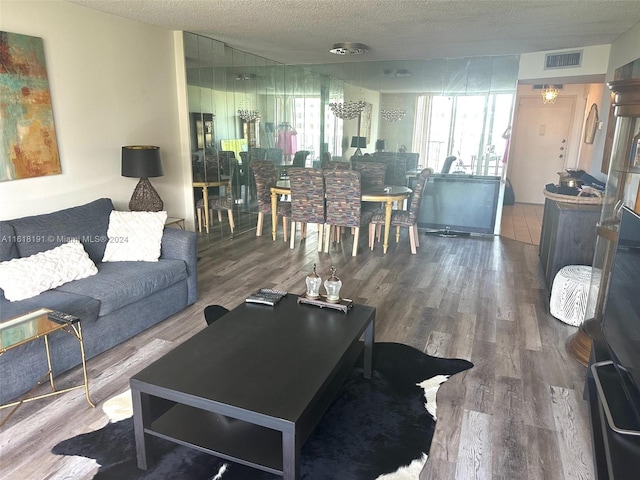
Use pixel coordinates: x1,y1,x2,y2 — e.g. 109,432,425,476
53,342,472,479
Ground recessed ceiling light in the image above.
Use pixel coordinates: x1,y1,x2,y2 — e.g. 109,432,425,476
329,42,368,55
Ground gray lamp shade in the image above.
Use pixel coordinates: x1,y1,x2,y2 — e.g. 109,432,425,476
350,136,367,148
121,145,164,211
121,145,164,178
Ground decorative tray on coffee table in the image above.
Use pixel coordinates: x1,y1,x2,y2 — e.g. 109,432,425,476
297,293,353,313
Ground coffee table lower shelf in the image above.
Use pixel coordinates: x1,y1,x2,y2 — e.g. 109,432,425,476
148,403,285,474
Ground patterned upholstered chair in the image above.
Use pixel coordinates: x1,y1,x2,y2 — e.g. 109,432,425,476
207,157,239,234
322,160,351,171
352,161,386,190
251,160,291,240
324,170,374,257
369,168,433,254
288,168,325,252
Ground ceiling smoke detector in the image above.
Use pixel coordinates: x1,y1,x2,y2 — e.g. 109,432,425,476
329,42,368,55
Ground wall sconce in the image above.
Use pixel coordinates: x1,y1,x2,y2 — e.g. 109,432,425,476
351,136,367,156
122,145,164,212
542,85,559,104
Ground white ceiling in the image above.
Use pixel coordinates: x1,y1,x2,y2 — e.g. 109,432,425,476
69,0,640,65
69,0,640,92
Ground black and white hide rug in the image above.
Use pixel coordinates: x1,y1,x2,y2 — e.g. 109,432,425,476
53,342,473,479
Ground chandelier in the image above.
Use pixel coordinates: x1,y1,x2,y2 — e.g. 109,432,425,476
381,107,407,122
542,85,559,104
329,100,366,120
380,97,407,122
238,109,261,122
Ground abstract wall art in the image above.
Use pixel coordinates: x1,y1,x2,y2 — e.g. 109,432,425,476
0,31,61,181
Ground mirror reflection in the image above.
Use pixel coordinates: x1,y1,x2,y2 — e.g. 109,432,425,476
184,32,518,242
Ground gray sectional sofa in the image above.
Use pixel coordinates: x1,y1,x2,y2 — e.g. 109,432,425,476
0,198,198,405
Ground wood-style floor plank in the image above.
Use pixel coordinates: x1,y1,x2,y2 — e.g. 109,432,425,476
0,226,594,480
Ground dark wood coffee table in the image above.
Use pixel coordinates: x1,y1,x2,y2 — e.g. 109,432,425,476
130,295,375,479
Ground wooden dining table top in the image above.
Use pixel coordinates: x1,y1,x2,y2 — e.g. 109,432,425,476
273,180,412,200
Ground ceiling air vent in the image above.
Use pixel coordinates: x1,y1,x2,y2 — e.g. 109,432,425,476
544,51,582,69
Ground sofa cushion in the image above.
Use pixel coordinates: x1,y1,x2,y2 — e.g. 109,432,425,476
102,211,167,262
0,241,98,301
8,198,114,263
0,222,20,262
0,289,101,323
56,259,187,316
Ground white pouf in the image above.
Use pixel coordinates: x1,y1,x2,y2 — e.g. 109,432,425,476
550,265,601,326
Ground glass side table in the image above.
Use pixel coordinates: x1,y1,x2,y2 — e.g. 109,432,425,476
0,308,95,426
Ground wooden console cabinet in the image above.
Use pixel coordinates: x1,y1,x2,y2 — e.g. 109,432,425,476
539,197,601,289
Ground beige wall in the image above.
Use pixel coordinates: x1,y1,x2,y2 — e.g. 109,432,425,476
0,1,192,227
518,44,611,81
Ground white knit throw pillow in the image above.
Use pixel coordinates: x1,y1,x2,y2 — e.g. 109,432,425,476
0,241,98,302
102,211,167,262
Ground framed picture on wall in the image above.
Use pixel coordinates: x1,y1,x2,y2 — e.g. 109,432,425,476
0,31,61,181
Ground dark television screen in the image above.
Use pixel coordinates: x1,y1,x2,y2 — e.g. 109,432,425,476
417,174,501,234
601,206,640,422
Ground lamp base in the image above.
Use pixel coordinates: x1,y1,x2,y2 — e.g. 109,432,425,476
129,178,163,212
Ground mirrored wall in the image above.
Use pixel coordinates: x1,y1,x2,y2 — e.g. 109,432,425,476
184,31,519,243
185,32,344,243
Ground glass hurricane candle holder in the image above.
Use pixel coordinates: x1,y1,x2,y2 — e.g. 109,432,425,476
305,263,322,299
324,266,342,303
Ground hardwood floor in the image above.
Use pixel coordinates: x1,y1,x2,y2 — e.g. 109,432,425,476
0,225,594,480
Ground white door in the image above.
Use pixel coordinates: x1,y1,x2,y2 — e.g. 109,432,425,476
507,96,575,204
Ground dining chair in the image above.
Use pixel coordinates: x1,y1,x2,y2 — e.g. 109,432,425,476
208,157,239,234
251,160,291,240
240,148,267,201
288,167,325,252
369,167,433,254
322,160,351,171
324,170,374,257
196,156,222,232
352,161,386,190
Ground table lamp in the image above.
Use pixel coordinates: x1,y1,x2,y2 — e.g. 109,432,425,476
351,136,367,156
121,145,164,212
375,139,386,152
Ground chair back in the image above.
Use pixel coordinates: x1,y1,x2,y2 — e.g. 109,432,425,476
352,161,386,190
266,148,284,164
324,170,362,228
251,160,277,212
250,148,267,162
441,156,457,173
386,156,408,186
289,168,325,224
292,150,310,168
322,160,351,171
210,158,239,209
407,168,434,221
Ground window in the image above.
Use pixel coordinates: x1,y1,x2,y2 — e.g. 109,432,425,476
413,93,514,176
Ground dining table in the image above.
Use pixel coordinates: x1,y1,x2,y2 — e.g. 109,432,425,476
193,176,230,233
270,180,412,254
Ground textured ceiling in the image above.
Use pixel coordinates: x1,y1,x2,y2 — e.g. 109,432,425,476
69,0,640,66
